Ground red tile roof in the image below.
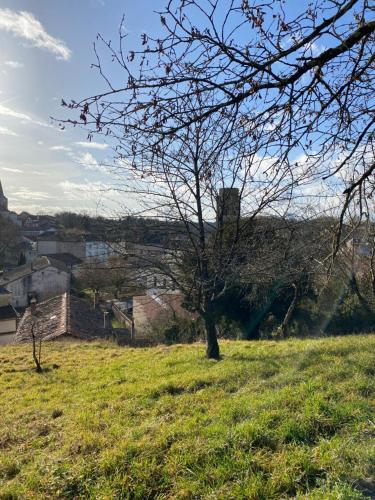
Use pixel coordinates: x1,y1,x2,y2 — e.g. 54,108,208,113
133,292,192,324
15,293,106,342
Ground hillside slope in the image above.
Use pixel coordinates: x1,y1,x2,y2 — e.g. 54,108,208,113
0,336,374,499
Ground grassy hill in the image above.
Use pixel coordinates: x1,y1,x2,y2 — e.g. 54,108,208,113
0,336,374,499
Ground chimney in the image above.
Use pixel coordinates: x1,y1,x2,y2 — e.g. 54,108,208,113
30,297,37,315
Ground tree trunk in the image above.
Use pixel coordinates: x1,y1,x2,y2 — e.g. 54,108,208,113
204,313,220,359
350,274,371,313
93,289,99,309
371,237,375,298
280,283,298,339
31,325,42,373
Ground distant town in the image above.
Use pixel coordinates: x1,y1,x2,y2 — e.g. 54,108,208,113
1,177,374,349
0,179,193,346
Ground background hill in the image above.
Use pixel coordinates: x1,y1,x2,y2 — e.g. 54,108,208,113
0,336,374,499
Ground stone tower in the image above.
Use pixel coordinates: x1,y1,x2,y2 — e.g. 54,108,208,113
0,180,8,212
216,187,240,225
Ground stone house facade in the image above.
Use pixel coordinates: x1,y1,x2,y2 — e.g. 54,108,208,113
37,235,86,260
0,257,70,308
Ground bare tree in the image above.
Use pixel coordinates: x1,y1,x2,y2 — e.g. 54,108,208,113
78,259,110,307
61,0,374,354
106,255,142,299
30,301,43,373
236,215,333,338
31,322,43,373
73,88,314,357
333,215,375,312
64,0,374,229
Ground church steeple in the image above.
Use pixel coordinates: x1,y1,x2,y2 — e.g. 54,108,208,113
0,180,9,212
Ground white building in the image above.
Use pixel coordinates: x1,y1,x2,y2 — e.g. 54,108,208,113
37,233,125,263
85,239,118,262
0,256,70,308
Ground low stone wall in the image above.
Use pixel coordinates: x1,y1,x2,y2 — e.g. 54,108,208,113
109,328,154,347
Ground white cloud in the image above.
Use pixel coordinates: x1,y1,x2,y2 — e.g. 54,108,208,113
60,180,109,192
59,180,113,200
10,202,63,215
0,8,71,60
10,188,53,200
57,180,126,214
33,119,56,129
0,103,57,129
302,41,325,56
0,125,18,136
50,145,71,152
74,141,108,150
4,60,24,69
0,103,31,121
2,167,23,173
10,187,53,200
73,151,108,173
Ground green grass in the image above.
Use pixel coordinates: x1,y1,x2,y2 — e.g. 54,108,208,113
111,318,126,329
0,336,374,499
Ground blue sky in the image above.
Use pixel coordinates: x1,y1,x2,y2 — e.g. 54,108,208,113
0,0,347,217
0,0,166,215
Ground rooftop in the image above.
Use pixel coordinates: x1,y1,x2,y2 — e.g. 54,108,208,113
46,253,83,266
15,293,107,342
133,292,192,324
0,256,68,285
37,232,84,242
